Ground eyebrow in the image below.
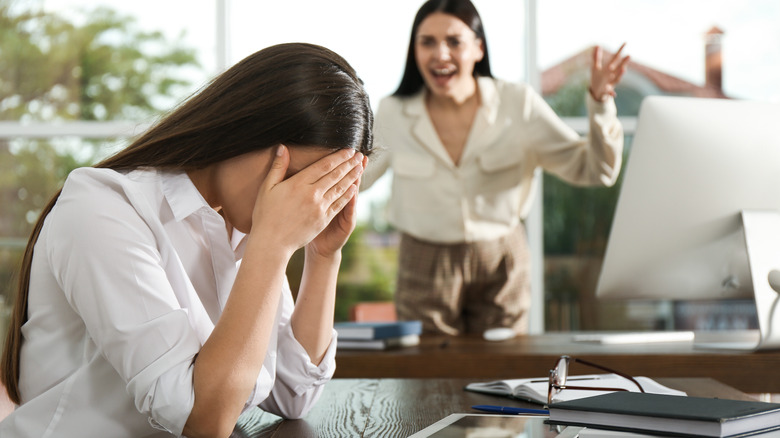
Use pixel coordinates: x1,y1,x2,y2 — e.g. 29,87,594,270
417,32,470,40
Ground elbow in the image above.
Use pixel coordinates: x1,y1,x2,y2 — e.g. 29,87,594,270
183,414,238,438
183,384,250,438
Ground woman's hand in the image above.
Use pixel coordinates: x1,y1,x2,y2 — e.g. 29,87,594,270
249,145,364,258
590,43,630,102
307,155,369,258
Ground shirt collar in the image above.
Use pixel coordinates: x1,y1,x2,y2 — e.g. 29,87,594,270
160,170,213,222
160,170,249,259
402,75,500,123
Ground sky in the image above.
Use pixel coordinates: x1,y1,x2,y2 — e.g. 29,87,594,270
39,0,780,219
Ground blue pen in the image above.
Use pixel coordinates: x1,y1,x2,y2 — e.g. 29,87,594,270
471,405,549,415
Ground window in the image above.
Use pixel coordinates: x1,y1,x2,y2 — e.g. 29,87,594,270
538,0,780,331
3,0,779,333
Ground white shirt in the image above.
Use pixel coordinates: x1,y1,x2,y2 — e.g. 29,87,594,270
361,77,623,243
0,168,337,437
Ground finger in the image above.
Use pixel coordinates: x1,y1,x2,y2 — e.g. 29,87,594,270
592,46,603,72
609,56,631,84
323,160,363,205
263,144,290,188
296,148,357,184
315,151,364,196
617,55,630,71
341,186,358,226
613,42,626,59
327,183,358,219
608,42,627,70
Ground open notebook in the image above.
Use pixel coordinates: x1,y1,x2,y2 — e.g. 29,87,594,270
464,374,686,405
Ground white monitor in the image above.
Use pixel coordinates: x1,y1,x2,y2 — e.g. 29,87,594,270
595,95,780,349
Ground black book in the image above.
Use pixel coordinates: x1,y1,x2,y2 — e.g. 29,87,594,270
547,392,780,437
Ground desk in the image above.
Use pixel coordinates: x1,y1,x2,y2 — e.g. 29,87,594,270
334,333,780,394
232,377,756,437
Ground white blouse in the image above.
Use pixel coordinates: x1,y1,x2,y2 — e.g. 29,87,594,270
361,77,623,243
0,168,337,437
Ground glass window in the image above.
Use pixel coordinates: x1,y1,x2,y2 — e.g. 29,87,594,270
0,0,531,323
0,0,212,311
538,0,780,331
10,1,775,333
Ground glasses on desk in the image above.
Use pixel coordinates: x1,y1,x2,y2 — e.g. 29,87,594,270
547,355,645,406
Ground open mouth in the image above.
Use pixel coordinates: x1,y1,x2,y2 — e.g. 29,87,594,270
430,66,457,86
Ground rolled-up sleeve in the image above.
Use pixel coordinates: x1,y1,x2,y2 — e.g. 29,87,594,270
527,87,624,187
249,284,337,419
254,324,337,419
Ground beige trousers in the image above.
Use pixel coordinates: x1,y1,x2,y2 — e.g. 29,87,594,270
395,225,531,335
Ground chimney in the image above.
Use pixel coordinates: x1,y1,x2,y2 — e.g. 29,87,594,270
705,26,724,92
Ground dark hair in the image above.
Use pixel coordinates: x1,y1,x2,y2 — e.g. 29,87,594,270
393,0,493,97
1,42,373,404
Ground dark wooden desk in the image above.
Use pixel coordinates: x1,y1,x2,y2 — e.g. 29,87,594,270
232,377,756,438
334,333,780,394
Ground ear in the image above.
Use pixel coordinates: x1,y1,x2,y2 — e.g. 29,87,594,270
475,38,485,62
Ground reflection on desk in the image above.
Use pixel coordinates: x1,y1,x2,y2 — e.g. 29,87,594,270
334,333,780,393
232,378,756,438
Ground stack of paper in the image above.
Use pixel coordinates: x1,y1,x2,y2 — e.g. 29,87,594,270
334,320,422,350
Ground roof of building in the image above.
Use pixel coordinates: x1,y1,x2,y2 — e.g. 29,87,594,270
541,46,728,99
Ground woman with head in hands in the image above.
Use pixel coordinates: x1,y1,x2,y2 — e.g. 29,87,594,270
1,42,372,437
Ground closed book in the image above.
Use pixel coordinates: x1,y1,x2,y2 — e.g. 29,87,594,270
548,391,780,437
334,320,422,340
337,334,420,350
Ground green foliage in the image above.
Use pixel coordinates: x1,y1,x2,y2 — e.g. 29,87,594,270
284,225,396,322
542,172,623,256
0,0,199,122
1,141,91,235
545,80,589,117
334,225,396,322
0,1,200,302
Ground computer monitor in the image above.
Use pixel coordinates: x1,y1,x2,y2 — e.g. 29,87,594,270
595,95,780,350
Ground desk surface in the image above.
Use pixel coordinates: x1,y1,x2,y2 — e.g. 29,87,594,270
334,333,780,394
232,377,756,438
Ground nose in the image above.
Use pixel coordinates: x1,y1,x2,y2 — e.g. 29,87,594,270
433,42,451,60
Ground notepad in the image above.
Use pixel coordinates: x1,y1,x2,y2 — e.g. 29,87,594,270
464,374,686,405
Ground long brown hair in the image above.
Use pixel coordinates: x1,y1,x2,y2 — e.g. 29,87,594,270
1,42,373,404
394,0,493,97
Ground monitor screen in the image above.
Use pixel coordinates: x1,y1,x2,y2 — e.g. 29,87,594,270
596,96,780,301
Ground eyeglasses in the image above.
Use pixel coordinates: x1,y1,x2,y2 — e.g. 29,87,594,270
547,355,645,406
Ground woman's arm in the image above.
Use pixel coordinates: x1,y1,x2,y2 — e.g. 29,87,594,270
291,248,340,364
184,237,287,438
292,155,367,363
184,146,364,438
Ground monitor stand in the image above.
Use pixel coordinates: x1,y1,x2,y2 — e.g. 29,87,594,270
694,210,780,350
